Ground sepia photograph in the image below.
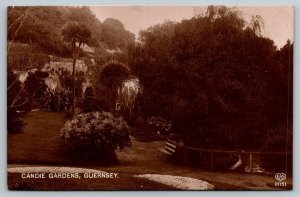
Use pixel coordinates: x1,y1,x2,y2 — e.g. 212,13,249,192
7,5,293,190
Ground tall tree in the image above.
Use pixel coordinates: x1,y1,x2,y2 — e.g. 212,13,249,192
62,21,91,116
131,6,283,150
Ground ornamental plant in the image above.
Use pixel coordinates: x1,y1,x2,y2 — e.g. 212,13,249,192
40,88,72,112
60,111,131,163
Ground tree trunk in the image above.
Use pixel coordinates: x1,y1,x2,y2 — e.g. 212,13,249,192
71,42,82,117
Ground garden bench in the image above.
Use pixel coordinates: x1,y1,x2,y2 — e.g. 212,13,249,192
157,137,177,158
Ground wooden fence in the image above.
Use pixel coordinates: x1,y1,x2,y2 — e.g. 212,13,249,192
179,145,292,172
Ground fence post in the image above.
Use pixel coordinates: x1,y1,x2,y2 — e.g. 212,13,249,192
210,151,213,169
249,153,253,172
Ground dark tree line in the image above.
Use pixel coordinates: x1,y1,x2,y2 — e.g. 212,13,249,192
129,6,293,151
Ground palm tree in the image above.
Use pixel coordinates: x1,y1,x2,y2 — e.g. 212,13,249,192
62,21,91,116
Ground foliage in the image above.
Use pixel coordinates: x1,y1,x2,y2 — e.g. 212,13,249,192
267,41,293,127
8,70,24,109
7,69,49,112
8,6,70,55
261,125,292,172
82,87,98,112
7,109,26,133
8,6,135,57
8,5,135,115
130,6,292,150
146,116,172,135
60,111,131,162
93,47,128,66
117,78,142,124
6,70,52,136
99,62,130,109
263,125,292,152
40,88,72,112
100,62,130,93
260,41,293,172
131,116,166,142
23,70,49,109
8,43,49,70
100,18,135,50
7,69,26,132
59,70,86,100
95,96,111,112
62,21,91,50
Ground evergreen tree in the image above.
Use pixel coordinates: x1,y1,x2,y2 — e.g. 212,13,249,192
83,86,97,112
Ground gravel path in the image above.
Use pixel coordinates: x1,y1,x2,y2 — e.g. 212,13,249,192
7,166,215,190
134,174,214,190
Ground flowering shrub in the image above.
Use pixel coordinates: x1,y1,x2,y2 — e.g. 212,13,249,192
60,111,131,162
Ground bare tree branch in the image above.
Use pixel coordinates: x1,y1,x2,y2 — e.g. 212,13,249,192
8,83,44,109
7,77,18,91
8,7,30,32
8,8,31,51
10,85,24,107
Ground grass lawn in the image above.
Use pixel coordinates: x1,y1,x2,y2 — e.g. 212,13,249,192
8,111,113,166
8,111,78,165
131,127,166,142
8,111,292,190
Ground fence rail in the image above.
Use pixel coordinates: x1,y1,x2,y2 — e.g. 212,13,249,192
179,145,292,172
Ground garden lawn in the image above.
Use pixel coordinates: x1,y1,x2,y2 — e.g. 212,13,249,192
8,111,75,165
8,111,292,190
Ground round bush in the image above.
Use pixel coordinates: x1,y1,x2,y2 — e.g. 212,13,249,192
60,111,131,163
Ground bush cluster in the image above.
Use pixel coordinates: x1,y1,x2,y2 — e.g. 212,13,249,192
7,108,25,133
40,88,72,112
147,116,172,135
261,125,292,173
60,111,131,163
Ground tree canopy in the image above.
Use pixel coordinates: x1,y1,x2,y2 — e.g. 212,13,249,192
130,6,292,150
100,62,130,105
